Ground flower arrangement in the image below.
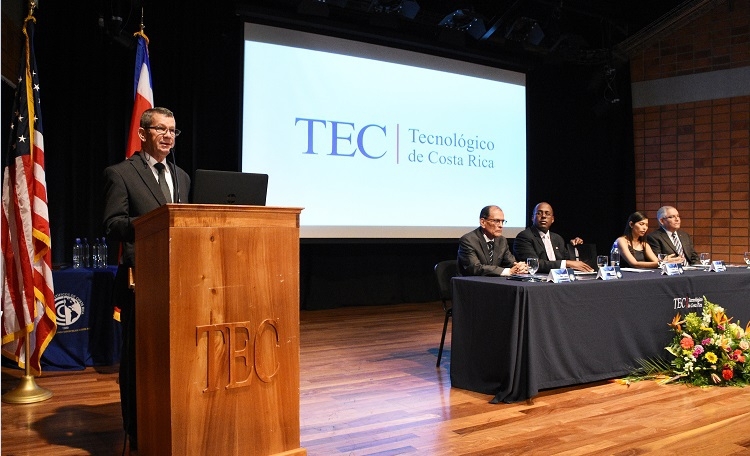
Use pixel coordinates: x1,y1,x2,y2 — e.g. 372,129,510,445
664,297,750,386
627,297,750,386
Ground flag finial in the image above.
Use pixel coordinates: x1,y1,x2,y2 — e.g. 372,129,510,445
134,7,149,45
26,1,37,21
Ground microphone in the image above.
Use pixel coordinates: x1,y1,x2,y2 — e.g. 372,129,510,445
169,148,180,203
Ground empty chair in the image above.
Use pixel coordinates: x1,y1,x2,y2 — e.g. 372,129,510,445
567,243,598,269
434,260,458,368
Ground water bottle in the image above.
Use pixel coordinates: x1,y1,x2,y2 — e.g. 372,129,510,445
82,238,90,268
92,238,101,268
610,244,620,267
100,237,108,268
73,238,82,268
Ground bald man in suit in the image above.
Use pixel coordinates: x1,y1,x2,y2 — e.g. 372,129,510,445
513,202,594,274
102,107,190,450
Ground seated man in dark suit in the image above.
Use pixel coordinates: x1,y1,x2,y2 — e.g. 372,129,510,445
646,205,700,265
513,202,594,273
457,205,528,276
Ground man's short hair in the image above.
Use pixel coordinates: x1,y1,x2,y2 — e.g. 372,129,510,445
140,107,174,128
480,205,500,219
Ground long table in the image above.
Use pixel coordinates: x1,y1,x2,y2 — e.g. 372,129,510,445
450,267,750,403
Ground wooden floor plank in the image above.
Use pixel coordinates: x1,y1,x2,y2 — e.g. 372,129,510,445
3,301,750,455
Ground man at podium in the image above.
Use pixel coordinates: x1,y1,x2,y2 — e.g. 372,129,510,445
102,107,191,450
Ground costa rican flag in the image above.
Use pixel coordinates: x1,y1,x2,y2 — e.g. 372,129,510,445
125,34,154,158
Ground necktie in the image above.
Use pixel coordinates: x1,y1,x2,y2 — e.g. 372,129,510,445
672,232,684,263
542,232,556,261
154,163,172,203
487,240,494,264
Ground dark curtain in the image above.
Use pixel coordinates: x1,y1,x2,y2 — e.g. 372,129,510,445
2,1,635,309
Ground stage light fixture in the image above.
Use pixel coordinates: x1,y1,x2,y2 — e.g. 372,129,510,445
370,0,420,20
505,17,545,46
438,9,487,41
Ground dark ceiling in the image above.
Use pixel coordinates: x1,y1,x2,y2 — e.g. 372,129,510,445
235,0,702,70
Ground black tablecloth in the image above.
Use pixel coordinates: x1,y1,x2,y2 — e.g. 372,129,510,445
41,267,121,370
450,268,750,403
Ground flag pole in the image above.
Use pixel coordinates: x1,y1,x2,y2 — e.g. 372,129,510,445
2,336,53,404
1,0,53,405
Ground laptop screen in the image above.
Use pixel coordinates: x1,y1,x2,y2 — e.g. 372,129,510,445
192,169,268,206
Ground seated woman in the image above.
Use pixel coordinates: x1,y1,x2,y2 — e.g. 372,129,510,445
615,212,681,268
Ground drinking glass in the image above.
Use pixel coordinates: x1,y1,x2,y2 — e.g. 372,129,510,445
700,252,711,270
744,252,750,268
526,258,539,279
657,253,667,267
596,255,607,269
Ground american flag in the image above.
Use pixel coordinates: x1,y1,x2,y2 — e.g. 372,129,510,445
1,14,57,375
125,33,154,158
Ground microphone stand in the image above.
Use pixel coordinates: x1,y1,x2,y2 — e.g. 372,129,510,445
169,148,180,203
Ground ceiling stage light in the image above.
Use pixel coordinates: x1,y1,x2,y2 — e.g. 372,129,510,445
438,9,487,41
370,0,420,20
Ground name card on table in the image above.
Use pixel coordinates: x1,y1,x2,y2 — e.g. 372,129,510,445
708,260,726,272
661,263,683,276
597,266,620,280
547,268,572,283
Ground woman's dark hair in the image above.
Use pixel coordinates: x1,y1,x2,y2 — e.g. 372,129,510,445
623,211,648,242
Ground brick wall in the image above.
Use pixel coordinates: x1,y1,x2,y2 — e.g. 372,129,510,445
630,1,750,264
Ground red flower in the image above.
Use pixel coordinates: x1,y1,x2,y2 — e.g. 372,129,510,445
680,336,694,350
722,367,734,381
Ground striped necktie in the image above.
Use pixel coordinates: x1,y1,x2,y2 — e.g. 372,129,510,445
672,232,685,263
487,241,494,263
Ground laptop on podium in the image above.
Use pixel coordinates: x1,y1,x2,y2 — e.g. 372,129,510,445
192,169,268,206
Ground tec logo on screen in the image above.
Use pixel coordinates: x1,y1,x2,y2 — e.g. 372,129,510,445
294,117,498,169
296,118,387,159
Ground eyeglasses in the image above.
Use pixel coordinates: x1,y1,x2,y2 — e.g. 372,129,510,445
144,125,181,137
535,211,553,217
483,218,507,226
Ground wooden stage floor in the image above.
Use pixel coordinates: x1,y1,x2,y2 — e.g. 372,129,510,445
3,302,750,455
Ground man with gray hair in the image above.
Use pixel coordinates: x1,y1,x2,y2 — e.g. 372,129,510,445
646,205,700,265
457,205,529,276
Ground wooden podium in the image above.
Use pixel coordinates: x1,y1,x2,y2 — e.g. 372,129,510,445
133,204,306,456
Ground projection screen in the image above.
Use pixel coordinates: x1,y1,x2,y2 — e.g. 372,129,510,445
242,23,527,239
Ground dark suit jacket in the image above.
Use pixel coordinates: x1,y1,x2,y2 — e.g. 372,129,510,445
513,226,571,273
457,227,517,276
102,152,191,269
646,227,700,265
102,152,190,440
